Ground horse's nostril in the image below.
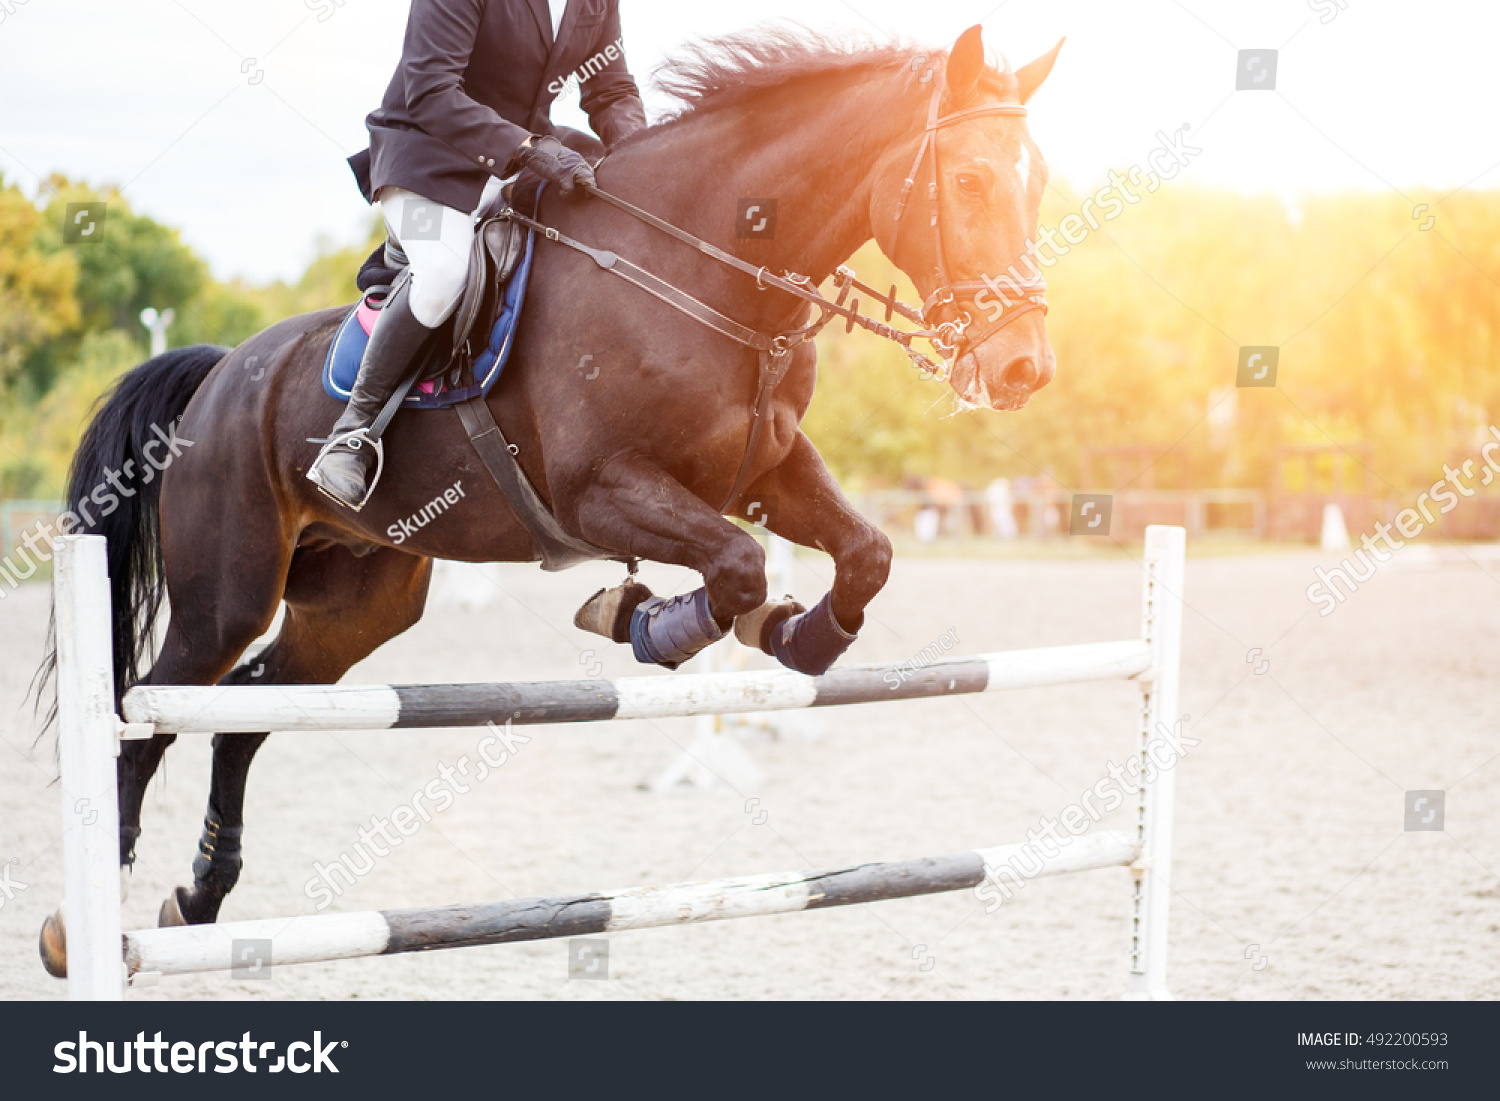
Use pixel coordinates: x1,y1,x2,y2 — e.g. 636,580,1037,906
1001,356,1038,390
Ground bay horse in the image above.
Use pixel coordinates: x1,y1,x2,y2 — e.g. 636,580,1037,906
39,24,1062,971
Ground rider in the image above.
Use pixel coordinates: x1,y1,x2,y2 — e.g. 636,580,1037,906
311,0,649,510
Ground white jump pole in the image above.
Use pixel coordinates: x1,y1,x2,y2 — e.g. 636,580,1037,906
54,536,124,1000
1123,525,1185,1000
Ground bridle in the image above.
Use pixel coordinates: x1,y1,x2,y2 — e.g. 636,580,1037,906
497,62,1047,511
890,79,1048,365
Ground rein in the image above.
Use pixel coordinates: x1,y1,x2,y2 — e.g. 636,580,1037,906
496,73,1047,512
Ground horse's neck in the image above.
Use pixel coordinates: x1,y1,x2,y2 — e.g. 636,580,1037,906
631,76,919,292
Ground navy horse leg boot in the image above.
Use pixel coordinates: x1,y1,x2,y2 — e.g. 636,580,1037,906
578,583,743,669
758,593,858,676
629,588,727,669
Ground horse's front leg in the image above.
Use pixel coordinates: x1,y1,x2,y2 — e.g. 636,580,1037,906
732,432,892,675
570,453,769,668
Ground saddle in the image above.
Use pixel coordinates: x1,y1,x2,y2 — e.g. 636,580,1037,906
323,173,544,409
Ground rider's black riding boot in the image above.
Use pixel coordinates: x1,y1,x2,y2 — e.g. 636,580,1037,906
307,276,431,510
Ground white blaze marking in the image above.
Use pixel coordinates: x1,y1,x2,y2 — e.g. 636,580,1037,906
1016,142,1032,189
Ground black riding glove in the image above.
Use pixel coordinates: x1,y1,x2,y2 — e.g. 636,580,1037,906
511,135,596,197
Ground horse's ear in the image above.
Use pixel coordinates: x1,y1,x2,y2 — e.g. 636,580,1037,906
1015,38,1065,103
943,25,986,107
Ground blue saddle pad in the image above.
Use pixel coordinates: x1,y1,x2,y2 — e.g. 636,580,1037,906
322,217,537,409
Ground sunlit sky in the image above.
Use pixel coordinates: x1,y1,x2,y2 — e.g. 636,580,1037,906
2,0,1495,283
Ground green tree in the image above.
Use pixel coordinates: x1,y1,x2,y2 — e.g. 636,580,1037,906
0,177,80,393
25,177,206,389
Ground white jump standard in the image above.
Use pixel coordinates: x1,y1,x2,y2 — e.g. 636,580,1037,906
51,526,1187,1000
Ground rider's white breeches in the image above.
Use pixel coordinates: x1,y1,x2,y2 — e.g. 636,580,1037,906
376,187,474,329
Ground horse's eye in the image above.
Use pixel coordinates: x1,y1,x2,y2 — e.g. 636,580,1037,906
956,174,982,195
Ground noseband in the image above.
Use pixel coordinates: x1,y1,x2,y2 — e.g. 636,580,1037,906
891,80,1049,364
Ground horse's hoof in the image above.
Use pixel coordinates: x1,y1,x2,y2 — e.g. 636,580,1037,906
574,578,654,644
734,597,805,655
158,889,189,928
39,906,67,979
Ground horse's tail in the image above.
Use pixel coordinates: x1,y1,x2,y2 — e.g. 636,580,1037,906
35,344,229,725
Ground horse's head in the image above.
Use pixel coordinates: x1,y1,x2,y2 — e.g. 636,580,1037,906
872,27,1063,411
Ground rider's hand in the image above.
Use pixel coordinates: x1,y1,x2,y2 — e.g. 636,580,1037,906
511,135,596,198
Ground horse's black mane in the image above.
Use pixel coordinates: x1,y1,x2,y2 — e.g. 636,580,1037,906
654,26,1012,121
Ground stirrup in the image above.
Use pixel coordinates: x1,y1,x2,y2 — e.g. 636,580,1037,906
308,428,385,512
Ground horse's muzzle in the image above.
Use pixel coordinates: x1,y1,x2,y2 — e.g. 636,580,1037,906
952,346,1055,411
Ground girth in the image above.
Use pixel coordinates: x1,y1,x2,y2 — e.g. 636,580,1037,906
454,394,615,572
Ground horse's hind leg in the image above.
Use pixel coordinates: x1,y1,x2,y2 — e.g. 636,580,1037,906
38,727,185,977
38,539,290,977
160,544,432,927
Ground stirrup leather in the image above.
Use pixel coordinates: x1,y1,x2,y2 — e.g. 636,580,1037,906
308,427,385,512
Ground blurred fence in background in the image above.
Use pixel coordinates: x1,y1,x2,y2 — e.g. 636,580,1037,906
857,483,1500,544
6,481,1500,571
857,486,1268,542
1,499,63,559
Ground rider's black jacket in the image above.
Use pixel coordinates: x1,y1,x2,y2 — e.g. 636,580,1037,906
349,0,648,209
